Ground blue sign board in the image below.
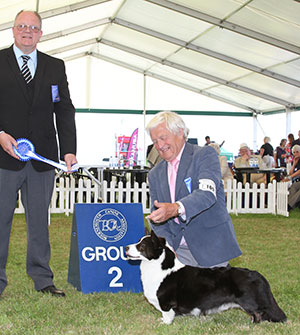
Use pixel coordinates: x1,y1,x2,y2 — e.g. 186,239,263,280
68,203,145,294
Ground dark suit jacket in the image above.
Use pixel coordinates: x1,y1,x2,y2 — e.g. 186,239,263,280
148,143,242,267
0,45,76,172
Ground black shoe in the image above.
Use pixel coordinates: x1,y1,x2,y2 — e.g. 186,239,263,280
39,285,66,297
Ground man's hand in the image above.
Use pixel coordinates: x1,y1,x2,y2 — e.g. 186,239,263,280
148,200,178,224
0,132,20,160
64,153,77,173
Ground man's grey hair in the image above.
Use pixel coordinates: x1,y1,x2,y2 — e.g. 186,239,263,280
146,111,189,139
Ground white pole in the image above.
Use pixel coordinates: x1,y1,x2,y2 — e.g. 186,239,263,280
143,74,147,165
253,113,258,152
85,56,91,109
285,107,292,137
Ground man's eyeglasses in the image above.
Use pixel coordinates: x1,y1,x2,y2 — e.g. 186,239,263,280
14,24,40,33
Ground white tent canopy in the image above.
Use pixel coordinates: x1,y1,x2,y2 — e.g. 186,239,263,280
1,0,300,113
1,0,300,163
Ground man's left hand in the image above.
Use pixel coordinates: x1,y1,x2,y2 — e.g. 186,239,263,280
64,153,77,173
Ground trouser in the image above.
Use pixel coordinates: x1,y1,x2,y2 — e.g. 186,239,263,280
176,244,229,268
0,162,55,294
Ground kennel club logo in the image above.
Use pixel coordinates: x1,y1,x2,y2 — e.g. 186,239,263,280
93,208,127,242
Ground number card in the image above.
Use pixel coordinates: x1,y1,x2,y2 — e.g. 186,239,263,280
68,203,144,294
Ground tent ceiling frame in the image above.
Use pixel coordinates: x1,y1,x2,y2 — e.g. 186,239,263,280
146,0,300,55
41,17,110,42
0,0,110,31
0,0,298,115
113,18,300,89
44,32,292,109
89,50,255,112
99,38,295,108
47,38,97,55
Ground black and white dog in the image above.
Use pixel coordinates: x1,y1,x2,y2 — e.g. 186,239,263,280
125,231,287,325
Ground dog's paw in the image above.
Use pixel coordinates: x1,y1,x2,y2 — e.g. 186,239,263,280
161,310,175,325
160,317,173,325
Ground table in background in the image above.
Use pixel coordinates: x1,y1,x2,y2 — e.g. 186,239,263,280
56,165,150,185
233,167,285,184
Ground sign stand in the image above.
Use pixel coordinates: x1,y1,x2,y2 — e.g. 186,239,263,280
68,203,144,294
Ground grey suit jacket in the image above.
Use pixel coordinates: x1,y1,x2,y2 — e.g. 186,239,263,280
148,142,242,267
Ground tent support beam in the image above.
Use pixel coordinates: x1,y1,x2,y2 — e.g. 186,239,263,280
145,0,300,55
113,18,300,88
89,51,255,112
99,38,295,108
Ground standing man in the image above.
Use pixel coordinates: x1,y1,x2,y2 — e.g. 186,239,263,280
0,10,77,297
146,111,241,268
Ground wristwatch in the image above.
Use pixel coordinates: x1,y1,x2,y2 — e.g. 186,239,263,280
176,201,183,216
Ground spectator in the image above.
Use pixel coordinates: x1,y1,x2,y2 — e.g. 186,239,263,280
233,143,266,185
204,136,214,146
209,142,233,185
286,133,294,167
259,136,275,168
146,144,163,167
291,130,300,148
283,144,300,183
283,145,300,210
275,139,287,168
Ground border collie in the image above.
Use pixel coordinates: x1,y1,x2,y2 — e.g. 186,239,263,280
125,231,287,325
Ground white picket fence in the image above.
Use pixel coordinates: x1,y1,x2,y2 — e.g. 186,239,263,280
15,177,289,217
224,179,289,216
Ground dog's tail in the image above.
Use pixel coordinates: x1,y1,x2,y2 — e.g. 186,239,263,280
261,291,287,323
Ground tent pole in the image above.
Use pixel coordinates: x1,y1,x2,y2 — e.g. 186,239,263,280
86,56,91,109
253,113,258,153
143,74,147,165
285,108,292,137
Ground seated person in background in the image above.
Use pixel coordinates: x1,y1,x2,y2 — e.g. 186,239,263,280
204,135,212,146
283,144,300,183
146,144,163,168
291,130,300,148
233,143,266,185
286,133,294,167
275,139,287,168
259,136,275,168
283,144,300,210
209,143,233,185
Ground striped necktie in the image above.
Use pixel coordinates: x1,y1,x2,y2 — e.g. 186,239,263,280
21,55,32,84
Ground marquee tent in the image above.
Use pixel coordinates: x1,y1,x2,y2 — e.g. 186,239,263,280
1,0,300,162
1,0,299,113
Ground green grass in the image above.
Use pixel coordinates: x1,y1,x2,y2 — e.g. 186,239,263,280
1,210,300,335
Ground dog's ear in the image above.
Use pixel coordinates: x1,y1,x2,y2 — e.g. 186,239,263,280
151,230,166,249
158,236,166,248
151,230,159,244
151,229,157,238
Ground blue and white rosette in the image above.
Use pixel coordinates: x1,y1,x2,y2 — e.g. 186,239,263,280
13,138,79,172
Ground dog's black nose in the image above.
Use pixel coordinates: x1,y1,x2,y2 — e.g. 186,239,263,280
125,246,129,252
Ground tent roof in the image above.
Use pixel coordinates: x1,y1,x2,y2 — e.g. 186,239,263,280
1,0,300,115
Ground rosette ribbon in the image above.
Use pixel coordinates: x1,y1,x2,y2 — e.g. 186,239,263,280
13,138,79,172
